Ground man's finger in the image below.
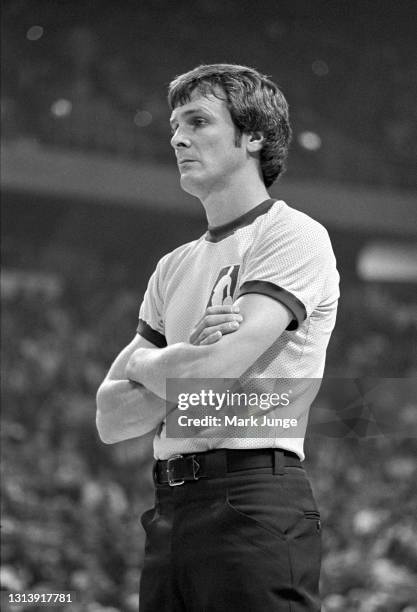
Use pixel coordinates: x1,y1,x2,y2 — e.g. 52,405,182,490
196,320,241,344
190,313,242,344
200,331,222,345
200,320,239,339
206,304,240,315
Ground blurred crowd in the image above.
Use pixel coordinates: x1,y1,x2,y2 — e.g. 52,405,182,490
2,3,417,610
1,263,416,612
2,0,417,188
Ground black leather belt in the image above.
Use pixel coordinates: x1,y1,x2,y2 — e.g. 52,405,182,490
154,448,301,486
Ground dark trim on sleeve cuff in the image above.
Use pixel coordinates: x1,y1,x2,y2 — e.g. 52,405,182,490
236,280,307,331
137,319,167,347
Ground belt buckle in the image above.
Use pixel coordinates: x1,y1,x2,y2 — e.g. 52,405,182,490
166,454,185,487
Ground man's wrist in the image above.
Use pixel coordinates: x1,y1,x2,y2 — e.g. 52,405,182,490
125,347,154,384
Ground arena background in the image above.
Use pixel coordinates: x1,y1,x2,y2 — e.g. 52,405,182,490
1,1,417,611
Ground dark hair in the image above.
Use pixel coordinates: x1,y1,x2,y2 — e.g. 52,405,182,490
168,63,292,187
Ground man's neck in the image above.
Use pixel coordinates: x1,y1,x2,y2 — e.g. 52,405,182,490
201,181,270,227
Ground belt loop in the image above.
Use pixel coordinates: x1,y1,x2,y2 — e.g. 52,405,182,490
273,449,285,475
152,460,158,484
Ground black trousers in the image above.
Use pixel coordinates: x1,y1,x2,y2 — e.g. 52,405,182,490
139,458,322,611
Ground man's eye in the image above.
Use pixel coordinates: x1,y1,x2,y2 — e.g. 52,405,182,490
192,117,206,127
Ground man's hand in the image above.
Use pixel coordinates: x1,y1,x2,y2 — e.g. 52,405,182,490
189,305,243,346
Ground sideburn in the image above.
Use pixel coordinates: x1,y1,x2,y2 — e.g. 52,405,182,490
234,128,243,147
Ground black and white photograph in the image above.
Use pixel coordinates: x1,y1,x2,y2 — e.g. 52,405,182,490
1,1,417,611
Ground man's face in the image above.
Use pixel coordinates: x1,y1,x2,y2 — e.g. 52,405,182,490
170,88,247,198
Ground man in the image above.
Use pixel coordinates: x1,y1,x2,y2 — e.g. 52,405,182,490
96,64,339,611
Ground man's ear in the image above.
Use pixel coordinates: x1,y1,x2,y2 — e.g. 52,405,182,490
246,131,265,153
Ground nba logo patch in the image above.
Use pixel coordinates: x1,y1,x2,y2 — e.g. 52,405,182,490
207,265,240,307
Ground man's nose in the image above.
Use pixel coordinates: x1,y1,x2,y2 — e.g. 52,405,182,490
170,127,191,149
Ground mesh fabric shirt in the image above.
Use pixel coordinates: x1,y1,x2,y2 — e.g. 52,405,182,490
137,199,340,460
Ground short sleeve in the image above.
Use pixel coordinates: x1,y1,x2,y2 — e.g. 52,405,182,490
137,260,167,347
236,212,337,330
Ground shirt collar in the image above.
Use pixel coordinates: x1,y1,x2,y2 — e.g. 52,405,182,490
206,198,276,243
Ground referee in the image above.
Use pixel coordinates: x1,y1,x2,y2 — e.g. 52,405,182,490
96,64,339,611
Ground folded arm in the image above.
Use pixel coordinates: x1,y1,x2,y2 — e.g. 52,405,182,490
96,334,169,444
126,293,292,400
96,305,246,444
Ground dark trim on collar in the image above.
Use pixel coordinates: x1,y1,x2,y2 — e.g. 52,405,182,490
206,198,277,243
